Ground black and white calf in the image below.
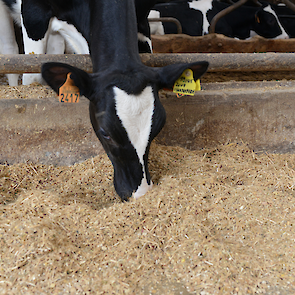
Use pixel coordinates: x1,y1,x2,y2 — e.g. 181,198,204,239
21,0,209,201
0,0,89,85
150,0,289,39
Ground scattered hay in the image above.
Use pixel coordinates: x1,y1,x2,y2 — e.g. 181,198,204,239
0,83,56,100
1,142,295,294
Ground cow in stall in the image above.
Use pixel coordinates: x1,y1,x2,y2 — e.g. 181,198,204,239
0,0,156,86
150,0,289,39
21,0,209,201
0,0,89,86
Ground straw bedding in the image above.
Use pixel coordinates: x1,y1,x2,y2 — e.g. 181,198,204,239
1,142,295,294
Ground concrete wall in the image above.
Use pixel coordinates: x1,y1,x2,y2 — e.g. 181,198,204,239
1,80,295,165
157,80,295,154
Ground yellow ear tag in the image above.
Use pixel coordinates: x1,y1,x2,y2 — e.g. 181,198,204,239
195,79,201,91
58,72,80,103
173,69,201,98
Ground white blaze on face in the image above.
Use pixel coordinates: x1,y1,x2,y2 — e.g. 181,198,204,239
263,5,289,39
114,86,154,198
189,0,212,35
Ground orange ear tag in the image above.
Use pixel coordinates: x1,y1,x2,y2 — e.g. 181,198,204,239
173,69,201,98
58,72,80,103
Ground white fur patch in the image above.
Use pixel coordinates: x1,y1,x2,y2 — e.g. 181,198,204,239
114,86,154,197
50,17,89,54
11,1,21,25
148,10,165,35
189,0,212,35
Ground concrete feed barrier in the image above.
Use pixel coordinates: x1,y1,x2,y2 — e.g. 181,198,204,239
1,80,295,165
157,80,295,154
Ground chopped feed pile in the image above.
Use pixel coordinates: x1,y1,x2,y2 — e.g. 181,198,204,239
1,142,295,294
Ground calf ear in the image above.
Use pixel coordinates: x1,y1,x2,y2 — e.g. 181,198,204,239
156,61,209,90
41,62,93,98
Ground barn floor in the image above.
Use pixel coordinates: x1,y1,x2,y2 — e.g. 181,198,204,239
1,141,295,294
1,73,295,294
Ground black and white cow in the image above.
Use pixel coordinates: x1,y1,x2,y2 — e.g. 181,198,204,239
150,0,289,39
21,0,209,201
0,0,156,86
0,0,89,85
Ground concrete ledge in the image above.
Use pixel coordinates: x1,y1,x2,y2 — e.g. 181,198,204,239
0,97,103,165
1,80,295,165
156,80,295,153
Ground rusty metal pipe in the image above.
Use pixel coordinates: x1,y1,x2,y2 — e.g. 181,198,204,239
282,0,295,12
0,54,92,74
1,53,295,73
209,0,249,34
141,53,295,72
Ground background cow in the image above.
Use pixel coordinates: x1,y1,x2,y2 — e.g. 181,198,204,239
150,0,289,39
21,0,209,200
0,0,89,85
0,0,156,86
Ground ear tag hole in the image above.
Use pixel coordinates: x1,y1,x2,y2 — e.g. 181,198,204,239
173,69,201,98
58,72,80,103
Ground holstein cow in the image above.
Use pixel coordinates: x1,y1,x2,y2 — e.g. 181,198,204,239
151,0,289,39
0,0,89,85
21,0,209,201
0,0,158,86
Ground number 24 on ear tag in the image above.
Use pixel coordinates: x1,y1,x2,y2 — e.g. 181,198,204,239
59,72,80,103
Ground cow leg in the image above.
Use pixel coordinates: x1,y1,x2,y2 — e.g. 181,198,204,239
50,17,89,54
46,31,65,55
0,1,19,86
21,15,48,85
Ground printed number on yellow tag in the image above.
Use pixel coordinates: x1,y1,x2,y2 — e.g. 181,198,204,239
59,73,80,103
173,69,201,98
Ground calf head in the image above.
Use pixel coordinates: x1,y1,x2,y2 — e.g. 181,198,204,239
42,61,208,200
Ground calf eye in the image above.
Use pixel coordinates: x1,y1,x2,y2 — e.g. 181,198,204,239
100,128,111,140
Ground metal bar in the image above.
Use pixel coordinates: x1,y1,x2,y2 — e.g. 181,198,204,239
0,54,92,74
209,0,249,34
148,17,182,34
282,0,295,12
141,53,295,72
277,15,295,18
1,53,295,73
